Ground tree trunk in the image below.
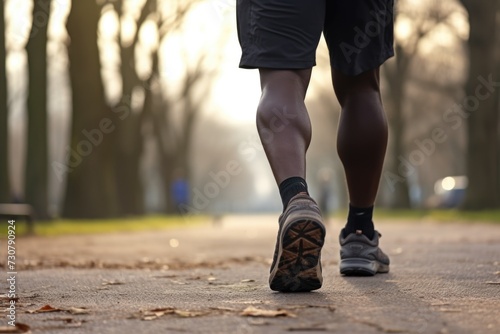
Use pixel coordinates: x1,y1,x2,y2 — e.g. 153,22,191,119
111,1,154,216
383,44,412,208
0,0,9,203
461,0,500,209
25,0,51,218
113,35,142,216
63,0,118,218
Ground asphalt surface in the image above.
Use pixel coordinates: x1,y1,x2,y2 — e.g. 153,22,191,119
3,215,500,333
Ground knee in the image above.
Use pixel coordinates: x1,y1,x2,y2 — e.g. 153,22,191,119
333,68,381,106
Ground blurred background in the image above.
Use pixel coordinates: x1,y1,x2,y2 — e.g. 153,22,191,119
0,0,499,221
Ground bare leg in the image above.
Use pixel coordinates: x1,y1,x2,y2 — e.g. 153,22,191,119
260,69,326,292
333,68,388,208
257,69,313,185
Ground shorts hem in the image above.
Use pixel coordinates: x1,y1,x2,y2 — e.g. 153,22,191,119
239,58,316,70
332,50,394,76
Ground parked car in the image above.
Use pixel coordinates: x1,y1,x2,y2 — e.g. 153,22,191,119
427,176,468,209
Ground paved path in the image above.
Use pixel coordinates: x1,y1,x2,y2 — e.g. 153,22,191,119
4,216,500,333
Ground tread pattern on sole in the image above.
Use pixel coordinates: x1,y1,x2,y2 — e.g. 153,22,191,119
269,220,325,292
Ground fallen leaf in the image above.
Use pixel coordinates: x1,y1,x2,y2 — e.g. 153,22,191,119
391,248,403,255
102,280,125,286
240,306,296,318
28,304,62,314
69,307,90,315
207,277,217,282
240,279,255,283
485,281,500,285
174,310,208,317
149,307,175,313
138,307,209,320
169,280,188,285
153,274,178,279
143,307,175,318
494,271,500,276
0,323,31,333
439,308,461,313
28,305,90,315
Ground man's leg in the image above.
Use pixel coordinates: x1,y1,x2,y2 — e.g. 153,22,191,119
333,68,391,276
258,69,325,292
236,0,326,291
333,68,388,238
257,69,312,205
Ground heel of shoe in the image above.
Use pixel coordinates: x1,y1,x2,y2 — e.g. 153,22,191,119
340,258,379,276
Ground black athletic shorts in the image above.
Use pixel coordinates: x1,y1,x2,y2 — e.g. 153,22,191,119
237,0,394,75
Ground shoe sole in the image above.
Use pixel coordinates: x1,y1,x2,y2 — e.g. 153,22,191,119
269,219,325,292
340,258,389,276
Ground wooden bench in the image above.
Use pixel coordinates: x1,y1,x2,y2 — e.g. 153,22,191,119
0,204,35,235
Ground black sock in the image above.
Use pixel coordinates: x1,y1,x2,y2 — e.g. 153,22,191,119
344,204,375,238
279,177,308,211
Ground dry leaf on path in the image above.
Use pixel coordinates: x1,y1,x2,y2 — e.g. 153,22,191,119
0,323,31,333
240,306,296,318
139,307,175,320
439,308,461,313
101,280,125,286
174,310,209,317
27,304,62,314
28,305,90,315
138,307,208,320
152,274,178,279
431,302,451,306
485,281,500,285
240,279,255,283
68,307,90,315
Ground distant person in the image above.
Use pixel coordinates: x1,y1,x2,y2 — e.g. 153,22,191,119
171,171,190,213
237,0,393,291
317,168,333,215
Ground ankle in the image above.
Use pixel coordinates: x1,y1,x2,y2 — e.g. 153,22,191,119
279,177,308,211
344,204,375,238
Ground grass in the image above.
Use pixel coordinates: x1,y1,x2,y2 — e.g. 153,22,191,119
11,215,208,237
8,210,500,237
333,209,500,223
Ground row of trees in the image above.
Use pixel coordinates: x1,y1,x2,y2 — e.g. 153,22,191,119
384,0,499,208
1,0,217,218
0,0,498,218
